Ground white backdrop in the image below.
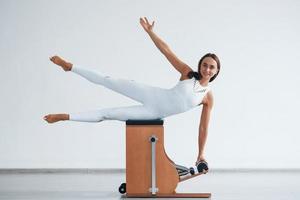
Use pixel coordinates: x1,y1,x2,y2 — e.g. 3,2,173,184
0,0,299,169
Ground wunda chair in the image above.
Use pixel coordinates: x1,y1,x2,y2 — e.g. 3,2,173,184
118,119,211,198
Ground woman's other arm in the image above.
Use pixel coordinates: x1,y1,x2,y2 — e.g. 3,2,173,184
140,17,192,76
197,91,214,162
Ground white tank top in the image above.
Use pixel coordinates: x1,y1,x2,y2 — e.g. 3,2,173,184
145,77,211,118
170,77,210,112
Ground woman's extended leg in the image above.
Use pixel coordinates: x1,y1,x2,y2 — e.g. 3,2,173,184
71,65,157,104
44,105,160,123
49,55,163,105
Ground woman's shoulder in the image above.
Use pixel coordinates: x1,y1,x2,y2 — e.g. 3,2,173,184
207,90,213,98
203,90,214,107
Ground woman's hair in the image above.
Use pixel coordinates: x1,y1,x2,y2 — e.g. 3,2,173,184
188,53,220,82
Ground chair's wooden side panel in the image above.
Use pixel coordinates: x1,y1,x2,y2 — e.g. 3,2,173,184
126,125,178,195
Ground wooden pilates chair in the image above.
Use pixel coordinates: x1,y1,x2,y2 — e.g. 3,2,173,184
118,119,211,198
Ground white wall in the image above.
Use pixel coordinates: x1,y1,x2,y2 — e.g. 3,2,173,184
0,0,299,169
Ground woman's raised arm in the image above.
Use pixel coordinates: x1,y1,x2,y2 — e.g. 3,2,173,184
140,17,192,75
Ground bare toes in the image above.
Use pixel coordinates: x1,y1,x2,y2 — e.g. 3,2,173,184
43,115,52,123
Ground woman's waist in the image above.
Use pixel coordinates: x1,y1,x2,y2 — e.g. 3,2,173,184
146,90,195,114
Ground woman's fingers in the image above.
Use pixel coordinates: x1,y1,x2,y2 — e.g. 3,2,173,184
139,19,147,30
145,17,154,27
140,17,154,31
140,18,146,27
140,17,148,24
144,17,149,24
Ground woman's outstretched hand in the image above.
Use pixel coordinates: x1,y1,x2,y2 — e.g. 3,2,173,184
140,17,155,33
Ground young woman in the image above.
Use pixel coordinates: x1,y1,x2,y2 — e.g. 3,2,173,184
43,17,220,173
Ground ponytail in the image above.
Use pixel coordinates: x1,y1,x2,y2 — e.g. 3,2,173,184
187,71,200,80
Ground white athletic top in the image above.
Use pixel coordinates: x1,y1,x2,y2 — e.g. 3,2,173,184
174,77,210,107
150,77,211,118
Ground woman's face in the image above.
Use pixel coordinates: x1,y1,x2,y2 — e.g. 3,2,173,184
199,57,218,80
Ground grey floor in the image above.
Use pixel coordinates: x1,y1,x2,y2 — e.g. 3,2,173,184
0,170,300,200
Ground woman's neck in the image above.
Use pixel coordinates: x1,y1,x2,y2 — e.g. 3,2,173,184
199,79,209,87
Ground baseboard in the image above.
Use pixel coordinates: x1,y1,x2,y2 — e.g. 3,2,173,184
0,168,125,174
0,168,299,174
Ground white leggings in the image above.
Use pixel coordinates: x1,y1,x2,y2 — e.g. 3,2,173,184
69,66,176,122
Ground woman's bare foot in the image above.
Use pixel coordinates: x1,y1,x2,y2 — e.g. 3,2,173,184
49,55,73,71
43,114,69,123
